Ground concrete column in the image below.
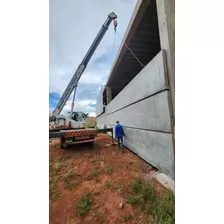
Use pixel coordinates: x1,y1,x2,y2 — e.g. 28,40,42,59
106,86,112,105
156,0,175,123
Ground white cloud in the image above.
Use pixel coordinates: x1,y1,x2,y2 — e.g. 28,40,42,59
50,0,137,112
49,103,96,117
62,99,96,115
88,112,96,117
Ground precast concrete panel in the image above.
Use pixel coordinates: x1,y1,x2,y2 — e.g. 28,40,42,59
98,90,171,132
124,127,174,179
106,50,169,114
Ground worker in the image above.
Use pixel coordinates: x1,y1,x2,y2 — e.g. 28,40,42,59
115,121,125,152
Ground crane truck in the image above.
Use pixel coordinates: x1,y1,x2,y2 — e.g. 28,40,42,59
49,12,117,148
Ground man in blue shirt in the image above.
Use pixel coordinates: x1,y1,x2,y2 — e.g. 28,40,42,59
115,121,125,152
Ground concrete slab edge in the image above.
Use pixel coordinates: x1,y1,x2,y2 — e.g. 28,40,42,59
152,171,175,194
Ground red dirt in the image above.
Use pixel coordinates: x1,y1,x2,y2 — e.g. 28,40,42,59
49,134,158,224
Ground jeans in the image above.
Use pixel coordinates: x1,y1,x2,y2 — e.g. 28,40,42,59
117,136,124,149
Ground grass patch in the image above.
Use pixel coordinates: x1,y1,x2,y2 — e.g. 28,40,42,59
49,157,63,200
104,180,124,193
86,169,101,180
90,155,104,163
104,180,112,188
124,178,175,224
75,192,92,216
64,168,80,189
152,192,175,224
49,175,61,200
104,165,112,175
52,158,62,174
124,215,133,222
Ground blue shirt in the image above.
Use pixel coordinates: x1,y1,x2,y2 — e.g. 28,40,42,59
115,124,124,138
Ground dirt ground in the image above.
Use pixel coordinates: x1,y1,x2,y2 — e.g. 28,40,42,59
49,134,161,224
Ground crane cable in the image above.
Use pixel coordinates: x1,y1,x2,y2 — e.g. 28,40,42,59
115,31,144,68
112,19,144,68
112,29,116,60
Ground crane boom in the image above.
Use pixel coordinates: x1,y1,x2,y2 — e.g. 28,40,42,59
52,12,117,117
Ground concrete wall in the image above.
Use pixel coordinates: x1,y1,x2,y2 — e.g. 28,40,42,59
156,0,175,120
97,50,174,179
98,90,171,132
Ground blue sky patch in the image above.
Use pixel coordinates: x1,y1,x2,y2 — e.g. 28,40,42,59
89,103,96,108
49,92,60,108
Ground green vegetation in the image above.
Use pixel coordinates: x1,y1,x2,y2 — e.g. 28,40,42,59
86,169,101,180
49,175,61,200
52,158,62,174
75,193,92,216
64,168,79,189
124,215,133,222
104,180,124,193
104,180,112,188
49,157,63,200
104,164,112,175
124,178,175,224
90,155,104,163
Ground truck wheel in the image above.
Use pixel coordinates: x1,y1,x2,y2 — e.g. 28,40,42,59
88,141,94,146
60,138,67,149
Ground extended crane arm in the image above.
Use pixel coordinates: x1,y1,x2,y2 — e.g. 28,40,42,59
52,12,117,117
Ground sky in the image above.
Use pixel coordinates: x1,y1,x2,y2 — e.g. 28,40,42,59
49,0,138,117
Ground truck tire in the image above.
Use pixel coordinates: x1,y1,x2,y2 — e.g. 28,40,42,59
60,138,67,149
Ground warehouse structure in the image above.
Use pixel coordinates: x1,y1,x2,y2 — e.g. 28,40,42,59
96,0,175,179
